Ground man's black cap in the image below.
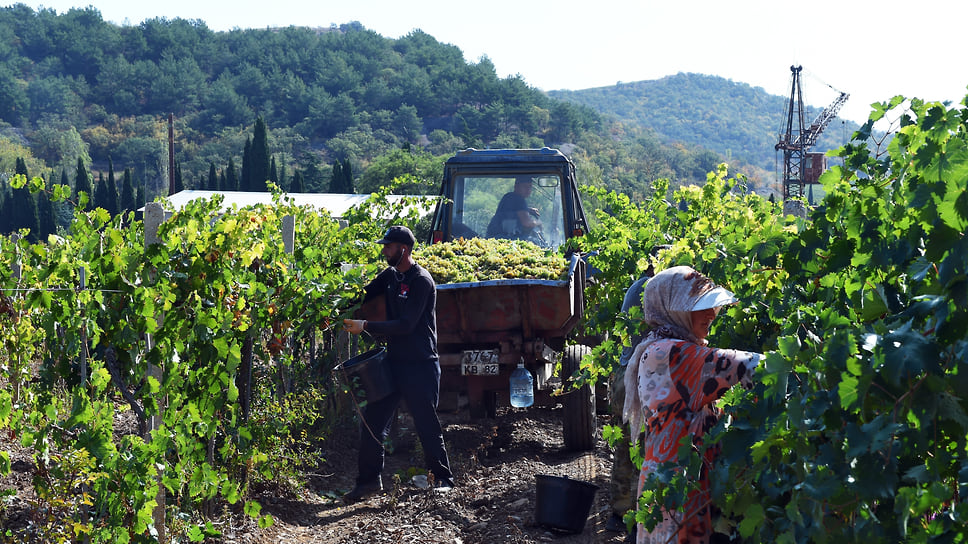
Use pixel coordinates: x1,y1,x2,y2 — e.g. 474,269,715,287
376,225,416,247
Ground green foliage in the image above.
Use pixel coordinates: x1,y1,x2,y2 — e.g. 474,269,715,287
582,95,968,542
578,164,788,391
328,158,355,194
0,178,415,541
356,147,444,195
551,72,860,175
0,5,748,211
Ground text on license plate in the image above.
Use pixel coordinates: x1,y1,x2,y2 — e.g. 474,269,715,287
460,350,499,375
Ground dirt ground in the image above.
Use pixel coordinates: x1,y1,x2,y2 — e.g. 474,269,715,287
1,403,632,544
237,405,630,544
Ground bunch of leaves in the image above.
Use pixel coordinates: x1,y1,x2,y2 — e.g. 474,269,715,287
0,186,169,543
575,166,792,391
22,446,105,543
617,95,968,543
416,237,568,283
705,95,968,543
0,177,419,542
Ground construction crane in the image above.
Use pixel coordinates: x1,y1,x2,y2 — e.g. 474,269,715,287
775,65,849,200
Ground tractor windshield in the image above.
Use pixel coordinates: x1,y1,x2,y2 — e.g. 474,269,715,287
448,174,565,249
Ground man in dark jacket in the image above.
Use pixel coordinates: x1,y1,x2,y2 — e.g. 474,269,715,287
342,226,455,502
486,178,541,239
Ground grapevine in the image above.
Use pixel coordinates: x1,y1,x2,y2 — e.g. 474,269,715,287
0,183,411,542
578,96,968,543
2,92,967,543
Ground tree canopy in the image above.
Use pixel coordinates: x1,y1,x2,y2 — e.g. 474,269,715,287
0,7,758,205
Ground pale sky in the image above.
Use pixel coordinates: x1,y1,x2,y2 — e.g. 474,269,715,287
22,0,968,125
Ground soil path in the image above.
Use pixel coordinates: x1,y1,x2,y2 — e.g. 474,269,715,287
1,405,632,544
234,406,630,544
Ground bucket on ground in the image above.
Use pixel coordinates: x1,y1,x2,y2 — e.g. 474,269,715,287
534,474,598,534
334,347,394,402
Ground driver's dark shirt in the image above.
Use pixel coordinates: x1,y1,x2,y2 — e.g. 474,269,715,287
486,192,528,237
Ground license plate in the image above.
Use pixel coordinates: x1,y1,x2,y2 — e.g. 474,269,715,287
460,350,499,375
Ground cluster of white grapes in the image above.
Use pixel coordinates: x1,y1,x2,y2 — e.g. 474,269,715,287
417,238,567,283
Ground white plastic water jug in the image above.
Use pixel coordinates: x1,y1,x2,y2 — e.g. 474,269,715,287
509,362,534,408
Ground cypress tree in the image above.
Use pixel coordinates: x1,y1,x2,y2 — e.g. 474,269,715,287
289,170,304,193
342,159,354,193
208,163,218,190
106,158,119,215
11,158,39,239
121,168,136,213
0,185,10,233
279,161,288,191
240,138,252,191
329,161,343,193
302,160,322,193
174,161,184,193
219,170,226,191
94,171,109,211
225,157,239,191
269,156,278,187
250,117,270,191
75,158,92,207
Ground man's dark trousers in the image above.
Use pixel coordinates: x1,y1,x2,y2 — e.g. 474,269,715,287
356,356,453,485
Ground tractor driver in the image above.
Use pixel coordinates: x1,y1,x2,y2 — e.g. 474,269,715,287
486,178,541,239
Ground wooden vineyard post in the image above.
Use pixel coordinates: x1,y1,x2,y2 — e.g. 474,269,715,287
282,214,295,255
282,215,295,393
143,202,167,542
77,266,87,385
277,215,295,396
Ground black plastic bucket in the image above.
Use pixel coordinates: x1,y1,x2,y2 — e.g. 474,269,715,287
534,474,598,534
335,347,395,402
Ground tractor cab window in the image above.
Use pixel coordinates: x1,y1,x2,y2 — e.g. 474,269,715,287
449,174,565,249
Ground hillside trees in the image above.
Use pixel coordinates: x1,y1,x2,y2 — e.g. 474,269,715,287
244,117,270,191
5,158,39,239
73,156,92,202
356,147,443,195
0,4,771,211
0,65,28,125
29,125,90,175
551,72,857,177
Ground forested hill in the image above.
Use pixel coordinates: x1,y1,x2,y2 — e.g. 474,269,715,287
0,7,611,193
2,5,801,240
549,73,860,172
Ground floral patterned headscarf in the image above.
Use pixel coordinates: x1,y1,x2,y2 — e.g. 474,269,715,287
622,266,721,435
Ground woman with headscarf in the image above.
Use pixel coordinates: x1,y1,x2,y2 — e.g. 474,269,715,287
623,266,763,544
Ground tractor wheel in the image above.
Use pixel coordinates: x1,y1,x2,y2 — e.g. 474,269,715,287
560,344,596,451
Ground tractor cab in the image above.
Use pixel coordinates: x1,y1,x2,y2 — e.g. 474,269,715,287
429,148,588,249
